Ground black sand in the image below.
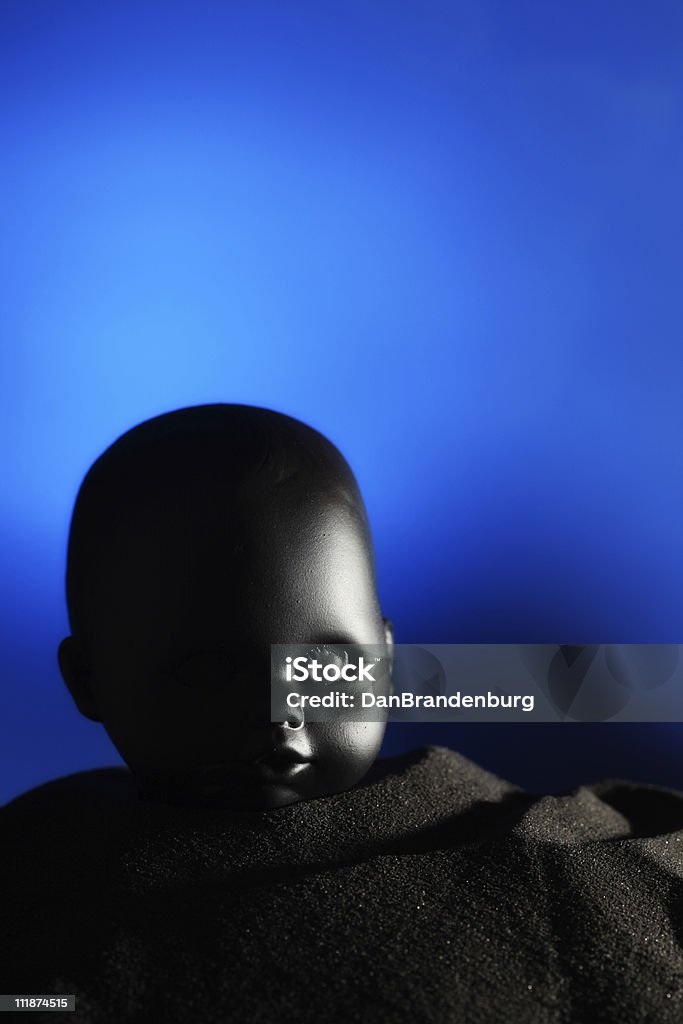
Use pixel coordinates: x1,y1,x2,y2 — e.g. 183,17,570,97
2,746,683,1022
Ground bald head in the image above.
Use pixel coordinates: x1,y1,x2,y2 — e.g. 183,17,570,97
66,404,377,640
59,404,391,810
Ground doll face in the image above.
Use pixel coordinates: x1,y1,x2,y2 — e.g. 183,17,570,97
73,485,390,810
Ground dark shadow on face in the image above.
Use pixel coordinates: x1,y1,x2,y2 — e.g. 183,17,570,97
58,405,393,810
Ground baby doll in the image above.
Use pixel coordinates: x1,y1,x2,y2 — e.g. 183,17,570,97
2,404,683,1024
57,402,394,812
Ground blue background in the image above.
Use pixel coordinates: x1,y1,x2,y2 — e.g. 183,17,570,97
2,0,683,804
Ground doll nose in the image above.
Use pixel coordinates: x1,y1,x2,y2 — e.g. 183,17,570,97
282,707,305,730
248,700,305,732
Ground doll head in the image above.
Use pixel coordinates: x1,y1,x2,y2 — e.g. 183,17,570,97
58,404,392,810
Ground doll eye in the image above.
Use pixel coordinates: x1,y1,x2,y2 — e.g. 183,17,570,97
301,644,371,687
171,651,243,690
306,644,350,664
304,645,352,678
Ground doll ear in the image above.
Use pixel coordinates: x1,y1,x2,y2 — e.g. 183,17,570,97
58,636,102,722
382,617,394,679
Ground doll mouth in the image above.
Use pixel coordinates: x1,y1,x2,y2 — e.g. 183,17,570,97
240,749,313,779
190,750,313,789
255,748,310,768
250,753,309,774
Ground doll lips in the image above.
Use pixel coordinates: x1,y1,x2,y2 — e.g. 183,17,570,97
246,749,312,778
192,750,312,789
254,749,310,771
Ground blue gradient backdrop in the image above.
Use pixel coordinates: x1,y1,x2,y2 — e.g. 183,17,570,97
2,1,683,803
